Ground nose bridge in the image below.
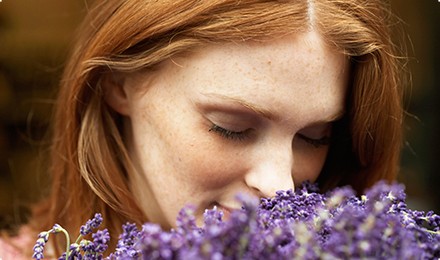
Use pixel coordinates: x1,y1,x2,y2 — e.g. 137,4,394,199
245,141,294,198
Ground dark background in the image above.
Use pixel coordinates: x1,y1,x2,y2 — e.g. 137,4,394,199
0,1,439,230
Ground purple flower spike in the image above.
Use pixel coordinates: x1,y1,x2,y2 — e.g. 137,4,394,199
32,238,46,259
79,239,95,253
108,223,141,259
175,205,198,233
80,213,103,236
32,231,51,260
92,228,110,253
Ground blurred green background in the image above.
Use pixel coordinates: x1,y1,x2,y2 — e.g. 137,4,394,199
0,1,439,230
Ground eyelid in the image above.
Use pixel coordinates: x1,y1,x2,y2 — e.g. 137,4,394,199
203,110,262,130
203,109,261,135
299,122,332,137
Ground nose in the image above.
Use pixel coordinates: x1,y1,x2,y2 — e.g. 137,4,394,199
244,146,295,198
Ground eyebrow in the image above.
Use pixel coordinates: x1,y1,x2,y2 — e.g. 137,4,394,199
202,93,277,120
201,92,345,123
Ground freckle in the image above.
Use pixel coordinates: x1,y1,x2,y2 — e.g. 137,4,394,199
267,61,272,65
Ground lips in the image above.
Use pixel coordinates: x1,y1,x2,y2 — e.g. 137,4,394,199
212,202,237,220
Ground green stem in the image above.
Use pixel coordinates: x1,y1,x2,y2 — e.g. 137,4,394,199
57,227,71,259
75,235,83,245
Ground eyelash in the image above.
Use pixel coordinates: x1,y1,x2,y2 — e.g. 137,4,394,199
209,124,331,148
297,134,331,148
209,124,249,141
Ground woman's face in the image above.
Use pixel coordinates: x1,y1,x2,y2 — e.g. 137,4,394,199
109,30,349,228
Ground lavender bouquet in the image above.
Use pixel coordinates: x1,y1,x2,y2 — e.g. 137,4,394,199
33,181,440,259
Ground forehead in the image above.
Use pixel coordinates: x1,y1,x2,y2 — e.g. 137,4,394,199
180,31,347,82
142,30,349,126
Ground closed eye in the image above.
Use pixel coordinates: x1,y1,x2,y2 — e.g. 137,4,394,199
296,133,331,148
209,124,250,141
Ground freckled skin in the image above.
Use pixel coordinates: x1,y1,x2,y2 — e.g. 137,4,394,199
117,30,349,228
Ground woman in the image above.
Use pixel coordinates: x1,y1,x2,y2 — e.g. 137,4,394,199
1,0,406,258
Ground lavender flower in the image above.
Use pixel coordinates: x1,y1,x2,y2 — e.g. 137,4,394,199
33,213,106,260
133,182,439,259
33,224,73,260
32,231,50,260
33,181,440,259
108,223,141,259
80,213,103,236
92,229,110,254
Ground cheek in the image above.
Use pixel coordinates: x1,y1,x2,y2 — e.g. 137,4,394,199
178,137,251,189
